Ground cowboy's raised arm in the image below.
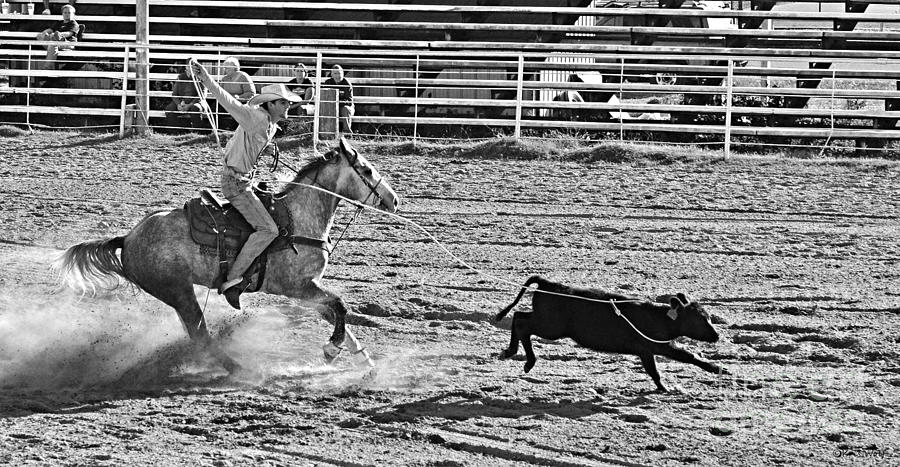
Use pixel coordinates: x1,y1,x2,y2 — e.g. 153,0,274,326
189,59,254,123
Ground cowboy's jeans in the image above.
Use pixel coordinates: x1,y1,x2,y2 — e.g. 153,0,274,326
222,168,278,282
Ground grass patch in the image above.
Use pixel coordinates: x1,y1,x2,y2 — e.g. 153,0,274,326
0,125,28,137
358,137,715,164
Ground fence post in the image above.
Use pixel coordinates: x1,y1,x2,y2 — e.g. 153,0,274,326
215,49,222,132
514,55,524,140
26,44,32,131
313,52,323,149
619,58,625,143
724,59,734,158
413,54,420,146
118,45,130,138
135,0,150,135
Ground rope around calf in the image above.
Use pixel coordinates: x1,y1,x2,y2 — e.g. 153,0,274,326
184,66,673,344
261,177,675,344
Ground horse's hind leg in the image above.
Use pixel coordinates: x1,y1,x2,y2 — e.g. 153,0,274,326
150,282,239,373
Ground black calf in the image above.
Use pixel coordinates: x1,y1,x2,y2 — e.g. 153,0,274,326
494,275,728,392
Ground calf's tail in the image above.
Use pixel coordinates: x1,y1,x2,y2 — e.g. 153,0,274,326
494,275,546,322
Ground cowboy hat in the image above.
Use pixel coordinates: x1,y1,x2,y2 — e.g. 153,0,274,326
248,83,302,106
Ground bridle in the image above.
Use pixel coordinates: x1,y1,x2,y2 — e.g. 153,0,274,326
302,146,385,209
343,147,386,208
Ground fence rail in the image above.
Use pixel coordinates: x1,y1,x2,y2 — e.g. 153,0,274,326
2,40,900,154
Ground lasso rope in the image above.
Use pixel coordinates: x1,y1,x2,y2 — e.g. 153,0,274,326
190,68,222,151
258,176,675,344
182,62,672,344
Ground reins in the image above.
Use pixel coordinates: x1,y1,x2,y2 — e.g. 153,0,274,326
260,149,366,257
184,70,673,343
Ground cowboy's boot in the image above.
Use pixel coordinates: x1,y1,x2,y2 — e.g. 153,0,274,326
220,277,245,310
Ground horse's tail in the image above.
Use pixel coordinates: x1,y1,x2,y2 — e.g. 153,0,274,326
493,275,545,322
54,236,130,295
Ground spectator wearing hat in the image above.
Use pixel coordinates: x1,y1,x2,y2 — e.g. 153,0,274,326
322,64,354,133
189,59,301,310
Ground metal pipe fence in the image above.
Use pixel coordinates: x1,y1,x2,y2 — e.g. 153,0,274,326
1,40,900,155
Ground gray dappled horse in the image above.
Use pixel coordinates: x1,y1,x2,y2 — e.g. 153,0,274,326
55,139,400,372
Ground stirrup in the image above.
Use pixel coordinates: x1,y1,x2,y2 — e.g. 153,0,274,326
220,277,242,293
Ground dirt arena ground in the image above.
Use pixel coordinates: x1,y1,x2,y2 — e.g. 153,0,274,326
0,131,898,466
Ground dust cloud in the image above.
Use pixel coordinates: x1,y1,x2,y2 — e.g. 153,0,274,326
0,248,451,394
0,288,184,390
221,305,455,393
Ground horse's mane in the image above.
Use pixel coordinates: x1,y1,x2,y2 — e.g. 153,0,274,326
272,150,335,195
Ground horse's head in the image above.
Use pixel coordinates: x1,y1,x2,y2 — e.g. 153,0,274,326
322,138,400,213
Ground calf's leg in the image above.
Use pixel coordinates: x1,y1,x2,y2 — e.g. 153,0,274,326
521,334,537,373
499,316,520,359
639,353,667,392
659,344,729,375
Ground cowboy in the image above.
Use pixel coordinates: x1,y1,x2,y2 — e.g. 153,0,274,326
189,59,301,309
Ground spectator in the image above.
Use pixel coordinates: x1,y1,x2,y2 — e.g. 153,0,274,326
552,90,585,121
216,57,255,130
35,5,79,69
286,63,314,116
164,62,208,130
322,64,354,133
42,0,77,15
218,57,255,103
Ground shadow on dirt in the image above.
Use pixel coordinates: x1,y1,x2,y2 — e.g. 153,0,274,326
54,133,123,149
0,377,244,420
362,392,609,423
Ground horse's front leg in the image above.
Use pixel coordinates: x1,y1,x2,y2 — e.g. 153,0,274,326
343,328,375,368
291,281,356,365
314,291,348,364
315,292,375,367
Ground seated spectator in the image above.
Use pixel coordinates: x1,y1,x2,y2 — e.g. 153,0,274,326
42,0,77,15
0,73,9,103
164,62,208,130
322,64,354,134
552,90,585,121
35,5,79,69
218,57,255,103
287,63,314,116
216,57,256,130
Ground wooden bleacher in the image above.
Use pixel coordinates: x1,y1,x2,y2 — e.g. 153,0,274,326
2,1,900,150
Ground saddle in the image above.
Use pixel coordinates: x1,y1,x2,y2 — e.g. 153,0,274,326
184,188,329,291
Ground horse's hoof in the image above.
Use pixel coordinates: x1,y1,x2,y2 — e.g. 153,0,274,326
221,356,241,374
351,348,375,368
323,342,344,364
